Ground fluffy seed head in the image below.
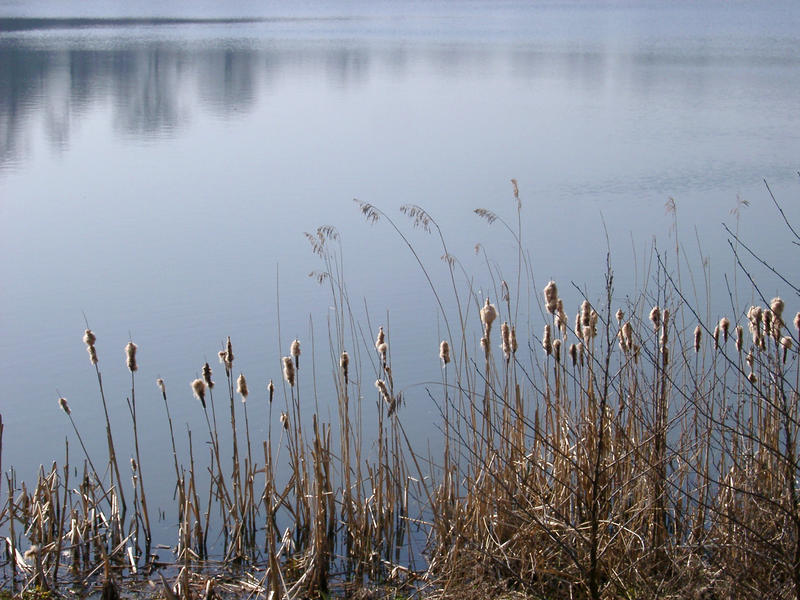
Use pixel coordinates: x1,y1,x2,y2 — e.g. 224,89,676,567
569,343,578,366
616,309,624,323
735,326,743,352
553,339,562,363
501,322,511,360
375,379,391,407
157,378,165,395
580,301,592,327
202,362,214,388
694,325,702,353
480,336,489,357
578,342,585,366
340,352,350,384
543,281,559,314
511,326,518,354
713,326,720,350
282,356,295,387
290,339,301,366
623,322,633,352
771,297,785,318
748,372,757,384
480,298,498,332
191,378,206,408
125,342,138,372
542,324,552,356
24,545,40,561
746,349,754,368
280,412,289,430
719,318,730,342
87,345,98,365
439,340,450,365
377,342,388,363
781,336,793,363
375,326,385,350
794,312,800,332
58,397,71,415
236,373,248,400
649,306,661,330
83,329,96,347
226,336,234,365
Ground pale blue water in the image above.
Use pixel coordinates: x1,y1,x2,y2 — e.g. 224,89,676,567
1,0,799,546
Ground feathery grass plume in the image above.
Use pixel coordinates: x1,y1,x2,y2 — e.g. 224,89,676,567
510,326,518,354
501,322,511,360
543,281,559,314
191,378,206,408
267,379,274,402
280,412,289,430
58,397,70,415
157,378,165,394
720,317,730,343
794,312,800,332
439,341,450,366
694,325,702,353
713,326,720,350
480,298,497,337
780,336,793,363
340,352,349,384
375,326,385,351
735,325,744,352
202,362,214,389
282,356,295,387
237,374,248,401
542,324,553,356
649,305,661,331
290,339,301,368
125,342,138,372
553,339,562,363
569,343,578,366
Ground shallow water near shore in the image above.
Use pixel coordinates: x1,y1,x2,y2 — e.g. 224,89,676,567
1,0,799,548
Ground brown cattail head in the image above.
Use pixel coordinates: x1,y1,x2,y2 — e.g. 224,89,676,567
290,339,301,368
236,373,248,400
480,336,489,357
542,324,552,356
375,379,394,415
580,301,592,327
226,336,234,366
267,379,275,403
543,281,559,314
582,325,592,346
578,342,585,366
58,397,71,415
375,326,385,351
713,326,720,350
763,310,773,342
693,325,702,353
439,340,450,365
748,306,763,346
130,457,137,473
202,362,214,388
719,317,730,342
340,352,350,384
794,312,800,332
511,326,518,354
191,378,206,408
617,326,628,353
771,297,785,319
781,336,793,363
282,356,295,387
574,311,582,339
87,344,98,365
125,341,138,372
622,321,634,353
649,306,661,331
662,346,670,366
280,411,289,430
748,371,757,384
555,299,568,336
157,378,166,395
735,325,743,353
83,329,96,347
377,342,388,364
569,343,578,366
746,349,754,369
589,310,598,338
480,298,498,335
553,339,562,363
501,322,511,360
616,309,624,323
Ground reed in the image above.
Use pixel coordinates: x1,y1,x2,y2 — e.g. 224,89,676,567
2,181,799,599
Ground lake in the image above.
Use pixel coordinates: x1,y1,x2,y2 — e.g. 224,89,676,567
1,0,799,545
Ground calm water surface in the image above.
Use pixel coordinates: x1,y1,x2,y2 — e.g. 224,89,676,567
1,1,799,540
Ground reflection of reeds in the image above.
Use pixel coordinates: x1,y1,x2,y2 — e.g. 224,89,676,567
3,189,800,599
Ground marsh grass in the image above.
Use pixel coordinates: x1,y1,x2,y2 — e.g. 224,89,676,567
1,181,799,599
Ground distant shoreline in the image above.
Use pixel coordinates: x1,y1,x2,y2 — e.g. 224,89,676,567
0,16,355,32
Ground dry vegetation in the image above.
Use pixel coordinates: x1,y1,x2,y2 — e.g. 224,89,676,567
1,181,799,599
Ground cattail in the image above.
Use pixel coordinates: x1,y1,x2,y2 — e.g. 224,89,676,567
582,326,592,346
781,336,793,363
282,356,295,387
580,301,592,328
191,378,206,409
501,322,511,360
694,325,702,353
574,311,582,339
616,309,624,323
377,342,388,363
58,397,71,415
542,324,552,356
555,299,568,336
218,350,227,365
280,412,289,430
225,336,234,366
83,329,96,347
618,328,628,353
578,342,585,366
748,306,763,347
125,341,138,372
375,326,385,350
660,322,668,351
157,378,166,395
236,373,248,400
746,349,754,369
375,379,394,414
511,326,518,354
623,321,633,352
735,326,743,352
553,339,562,363
719,317,730,343
290,339,301,367
202,362,214,388
771,297,785,319
267,379,274,403
480,336,489,357
340,352,350,385
480,299,497,335
130,457,137,473
794,312,800,332
748,372,757,384
662,346,670,366
589,311,598,338
649,306,661,331
87,345,98,365
763,310,773,342
569,343,578,366
543,281,559,314
439,341,450,366
713,326,720,350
